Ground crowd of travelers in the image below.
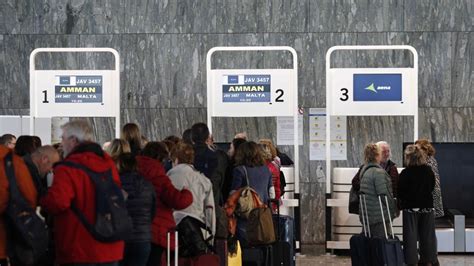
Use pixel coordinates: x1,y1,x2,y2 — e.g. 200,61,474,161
351,141,443,266
0,120,291,266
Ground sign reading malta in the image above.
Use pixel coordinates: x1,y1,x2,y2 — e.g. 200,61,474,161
222,74,271,102
353,73,402,101
55,75,103,103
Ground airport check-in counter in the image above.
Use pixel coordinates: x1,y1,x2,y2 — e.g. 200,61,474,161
326,167,403,249
279,166,300,252
327,167,474,253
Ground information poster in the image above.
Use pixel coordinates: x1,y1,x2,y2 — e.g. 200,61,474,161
309,108,347,160
276,115,303,145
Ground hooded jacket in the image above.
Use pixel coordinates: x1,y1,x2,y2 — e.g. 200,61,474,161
0,145,37,259
40,142,124,264
136,156,193,250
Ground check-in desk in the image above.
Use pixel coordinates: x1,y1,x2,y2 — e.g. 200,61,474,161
326,167,474,253
326,167,404,249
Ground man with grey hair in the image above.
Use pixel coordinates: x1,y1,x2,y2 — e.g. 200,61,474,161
376,141,400,198
40,120,124,265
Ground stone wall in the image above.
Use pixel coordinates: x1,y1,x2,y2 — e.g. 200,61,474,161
1,0,472,249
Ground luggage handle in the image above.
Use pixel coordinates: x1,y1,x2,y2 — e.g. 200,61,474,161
359,193,371,238
377,194,395,240
167,230,178,266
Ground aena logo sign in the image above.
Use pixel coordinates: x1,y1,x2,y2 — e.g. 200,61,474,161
353,74,402,101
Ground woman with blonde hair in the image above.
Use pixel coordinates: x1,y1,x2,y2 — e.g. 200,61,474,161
359,143,396,237
415,139,444,218
398,144,437,265
259,139,281,206
105,138,131,161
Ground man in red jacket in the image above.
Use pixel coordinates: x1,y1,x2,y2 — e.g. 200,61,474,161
40,120,124,266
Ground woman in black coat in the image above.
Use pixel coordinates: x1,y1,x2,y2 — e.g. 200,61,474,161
398,144,437,266
117,153,156,266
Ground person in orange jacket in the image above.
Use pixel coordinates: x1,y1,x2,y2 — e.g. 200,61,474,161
0,144,38,266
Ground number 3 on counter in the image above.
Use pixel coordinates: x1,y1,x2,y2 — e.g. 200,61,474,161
340,88,348,101
275,89,284,102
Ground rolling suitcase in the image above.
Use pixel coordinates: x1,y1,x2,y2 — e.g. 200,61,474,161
272,200,295,266
349,193,371,266
162,230,219,266
370,195,404,266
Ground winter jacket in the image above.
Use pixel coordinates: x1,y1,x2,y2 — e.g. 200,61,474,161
0,146,37,259
40,142,124,264
267,161,281,200
136,156,193,250
352,159,399,198
168,164,215,235
359,163,396,225
398,165,435,209
120,171,156,242
193,143,227,206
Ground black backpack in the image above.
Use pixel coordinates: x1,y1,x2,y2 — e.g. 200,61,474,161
4,152,49,265
59,161,133,242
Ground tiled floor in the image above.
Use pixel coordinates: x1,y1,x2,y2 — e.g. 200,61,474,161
296,254,474,265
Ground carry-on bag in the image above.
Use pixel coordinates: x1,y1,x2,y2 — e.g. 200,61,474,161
163,230,219,266
272,199,295,266
349,193,371,266
370,195,404,266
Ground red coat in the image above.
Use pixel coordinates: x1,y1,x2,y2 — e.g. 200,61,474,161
136,156,193,249
267,161,281,200
40,143,124,264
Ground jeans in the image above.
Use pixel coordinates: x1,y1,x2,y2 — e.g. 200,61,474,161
121,242,151,266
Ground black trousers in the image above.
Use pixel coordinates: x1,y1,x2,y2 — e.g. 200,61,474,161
402,210,438,264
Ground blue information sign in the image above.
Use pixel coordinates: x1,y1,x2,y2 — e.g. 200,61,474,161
222,75,271,102
353,74,402,101
55,75,103,103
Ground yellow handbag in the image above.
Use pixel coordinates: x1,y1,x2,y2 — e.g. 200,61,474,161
228,240,242,266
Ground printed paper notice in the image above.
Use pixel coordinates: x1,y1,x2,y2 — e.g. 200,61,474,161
309,108,347,160
276,115,303,146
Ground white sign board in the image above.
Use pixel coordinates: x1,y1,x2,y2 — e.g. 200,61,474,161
309,108,347,160
30,48,121,137
209,69,295,117
329,68,417,116
276,115,303,146
33,70,116,117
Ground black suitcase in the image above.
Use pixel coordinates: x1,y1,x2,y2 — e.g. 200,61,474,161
369,195,404,266
272,200,295,266
349,193,371,266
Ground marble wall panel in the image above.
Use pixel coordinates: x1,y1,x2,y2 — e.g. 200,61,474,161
299,182,326,243
77,35,121,70
419,107,474,143
0,109,29,116
309,0,404,33
3,0,35,34
264,33,358,108
212,34,265,69
258,0,309,33
31,0,125,34
0,35,5,104
122,0,216,34
3,34,80,109
122,108,207,142
451,32,473,107
0,3,5,33
404,0,473,32
216,0,259,33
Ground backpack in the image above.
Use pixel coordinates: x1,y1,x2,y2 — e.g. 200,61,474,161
58,161,133,242
235,167,257,219
4,152,49,265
